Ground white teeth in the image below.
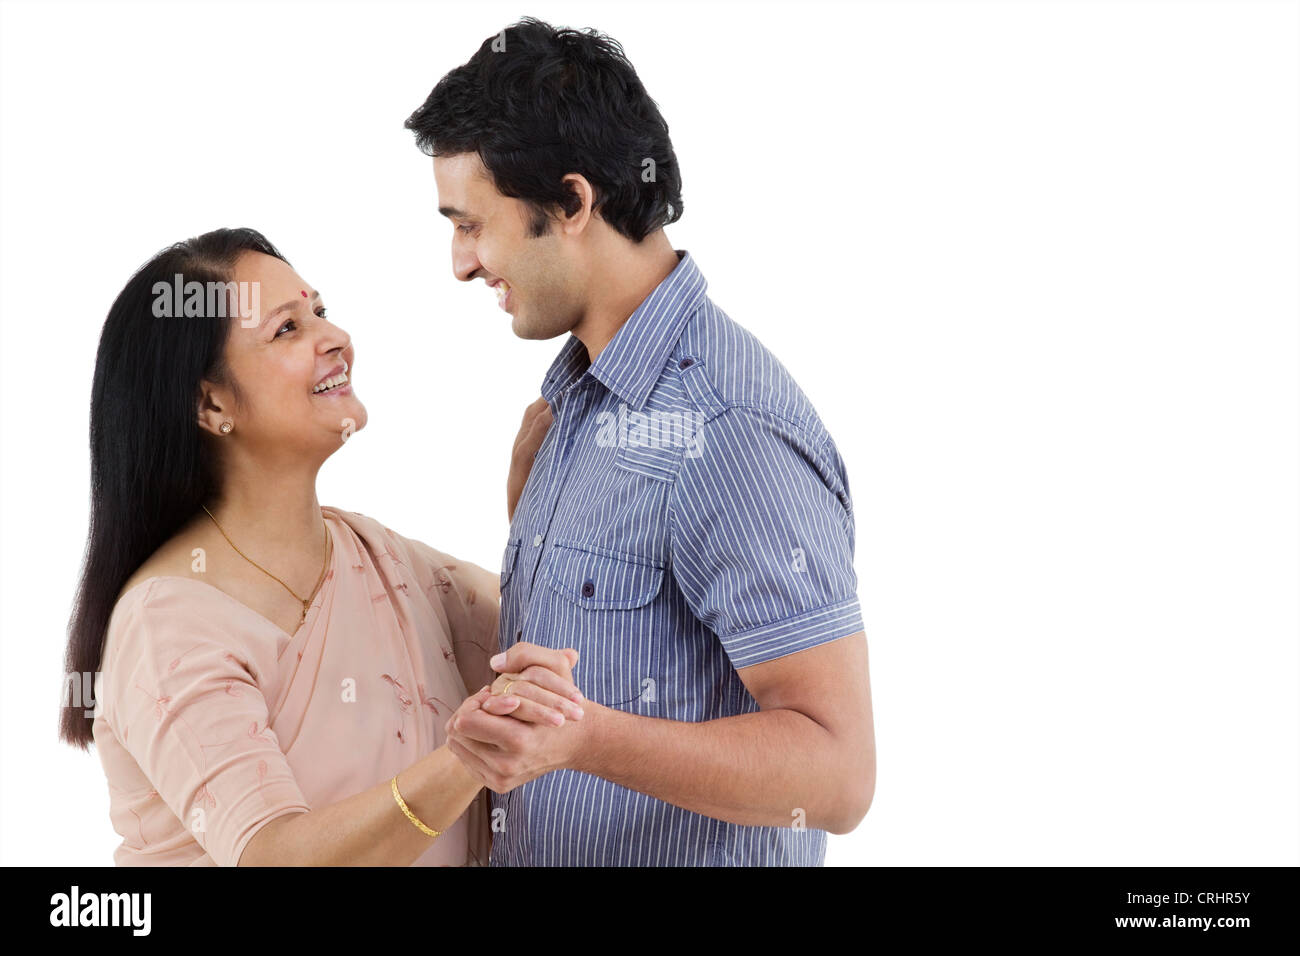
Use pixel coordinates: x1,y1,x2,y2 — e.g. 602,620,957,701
495,282,509,304
313,372,349,394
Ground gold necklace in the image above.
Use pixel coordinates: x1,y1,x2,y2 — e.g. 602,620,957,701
201,505,331,626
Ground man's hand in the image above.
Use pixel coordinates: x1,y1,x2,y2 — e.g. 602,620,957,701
507,397,552,522
479,643,584,724
444,642,598,793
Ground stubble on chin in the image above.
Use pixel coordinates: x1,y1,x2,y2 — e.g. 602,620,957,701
512,311,565,342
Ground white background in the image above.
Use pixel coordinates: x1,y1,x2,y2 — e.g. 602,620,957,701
1,0,1296,866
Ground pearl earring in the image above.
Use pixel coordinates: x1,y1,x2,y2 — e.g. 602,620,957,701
219,421,233,434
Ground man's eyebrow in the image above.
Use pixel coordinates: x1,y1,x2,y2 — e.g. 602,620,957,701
438,205,473,220
261,290,320,329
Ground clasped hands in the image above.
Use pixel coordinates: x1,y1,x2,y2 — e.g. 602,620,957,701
444,642,592,793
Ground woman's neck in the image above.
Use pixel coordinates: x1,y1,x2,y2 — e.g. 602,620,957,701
202,457,328,587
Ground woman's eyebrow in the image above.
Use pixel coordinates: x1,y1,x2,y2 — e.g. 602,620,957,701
261,290,321,330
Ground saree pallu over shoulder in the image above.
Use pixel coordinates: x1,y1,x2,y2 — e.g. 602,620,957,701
330,508,502,696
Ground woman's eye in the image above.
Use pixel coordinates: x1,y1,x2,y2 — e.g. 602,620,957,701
315,306,328,319
275,319,296,338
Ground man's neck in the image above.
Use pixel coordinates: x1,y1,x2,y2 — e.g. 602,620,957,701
571,232,681,364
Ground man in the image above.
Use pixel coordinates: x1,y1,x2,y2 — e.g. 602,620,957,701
406,17,875,866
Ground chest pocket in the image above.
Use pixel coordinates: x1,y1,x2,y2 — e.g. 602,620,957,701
545,543,664,610
500,540,520,588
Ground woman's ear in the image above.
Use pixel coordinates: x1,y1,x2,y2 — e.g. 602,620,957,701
196,379,233,437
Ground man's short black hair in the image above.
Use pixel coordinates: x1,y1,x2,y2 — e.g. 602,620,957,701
405,17,683,242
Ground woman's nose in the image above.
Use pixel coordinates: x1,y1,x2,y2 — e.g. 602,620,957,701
319,321,350,355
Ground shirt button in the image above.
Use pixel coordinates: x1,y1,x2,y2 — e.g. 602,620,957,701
581,580,595,598
533,534,543,547
679,357,694,369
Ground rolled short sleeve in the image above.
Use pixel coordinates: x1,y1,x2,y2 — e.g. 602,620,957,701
668,405,864,669
101,582,311,866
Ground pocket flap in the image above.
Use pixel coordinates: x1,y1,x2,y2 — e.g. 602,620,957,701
545,544,664,610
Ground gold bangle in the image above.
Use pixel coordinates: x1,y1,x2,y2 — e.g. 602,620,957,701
391,775,442,838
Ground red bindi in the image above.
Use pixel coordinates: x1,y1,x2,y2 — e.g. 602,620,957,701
301,290,308,298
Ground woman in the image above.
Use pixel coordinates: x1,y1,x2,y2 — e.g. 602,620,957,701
59,227,576,865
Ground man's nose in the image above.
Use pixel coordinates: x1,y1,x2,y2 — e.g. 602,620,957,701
452,242,479,283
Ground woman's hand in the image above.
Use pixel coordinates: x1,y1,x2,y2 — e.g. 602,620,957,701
481,667,586,725
507,396,552,522
446,641,583,732
444,642,597,793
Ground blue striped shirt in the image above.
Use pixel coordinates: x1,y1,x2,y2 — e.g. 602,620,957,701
491,250,864,866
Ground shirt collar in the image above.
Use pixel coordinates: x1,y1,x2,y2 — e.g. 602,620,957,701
539,250,707,410
539,335,590,404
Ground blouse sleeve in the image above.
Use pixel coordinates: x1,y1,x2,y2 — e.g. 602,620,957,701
405,540,502,693
101,580,312,866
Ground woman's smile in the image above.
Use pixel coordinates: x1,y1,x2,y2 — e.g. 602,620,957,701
311,364,353,398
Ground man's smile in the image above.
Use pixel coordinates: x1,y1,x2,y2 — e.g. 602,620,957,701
488,278,512,311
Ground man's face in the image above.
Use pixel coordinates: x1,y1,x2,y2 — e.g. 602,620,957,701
433,152,581,340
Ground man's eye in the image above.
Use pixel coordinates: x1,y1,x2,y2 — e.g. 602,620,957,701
457,223,476,234
275,319,296,337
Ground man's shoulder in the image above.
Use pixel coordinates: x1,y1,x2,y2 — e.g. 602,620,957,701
668,297,830,443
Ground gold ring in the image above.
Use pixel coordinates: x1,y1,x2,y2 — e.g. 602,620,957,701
500,679,516,697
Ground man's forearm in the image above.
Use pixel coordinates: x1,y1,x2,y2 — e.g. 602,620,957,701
571,704,865,833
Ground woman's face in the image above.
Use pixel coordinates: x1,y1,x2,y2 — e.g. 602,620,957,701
202,250,367,458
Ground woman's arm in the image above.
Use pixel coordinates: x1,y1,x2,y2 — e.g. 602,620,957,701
241,640,584,866
243,646,582,866
238,744,481,867
108,582,578,867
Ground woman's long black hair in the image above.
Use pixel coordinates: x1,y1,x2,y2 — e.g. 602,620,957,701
59,227,288,749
